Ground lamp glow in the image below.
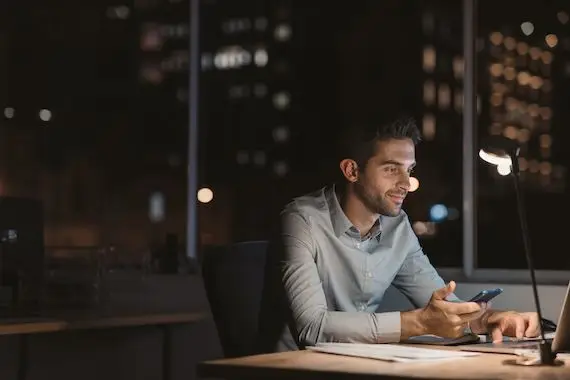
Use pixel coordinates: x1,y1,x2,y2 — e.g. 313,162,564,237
409,177,420,192
429,204,448,222
497,164,511,176
478,149,512,167
197,187,214,203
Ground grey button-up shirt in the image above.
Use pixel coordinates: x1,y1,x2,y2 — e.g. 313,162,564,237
271,185,455,351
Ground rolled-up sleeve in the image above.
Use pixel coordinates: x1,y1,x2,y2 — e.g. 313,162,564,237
281,210,402,347
391,219,460,307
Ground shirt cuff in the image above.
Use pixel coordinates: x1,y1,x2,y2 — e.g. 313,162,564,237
372,311,401,343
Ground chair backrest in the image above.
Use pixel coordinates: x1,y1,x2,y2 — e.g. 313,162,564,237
201,240,269,358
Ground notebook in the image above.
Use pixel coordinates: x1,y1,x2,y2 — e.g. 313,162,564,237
307,342,480,363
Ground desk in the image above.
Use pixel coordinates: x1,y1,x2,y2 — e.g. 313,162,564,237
0,311,206,335
197,347,570,380
0,311,207,380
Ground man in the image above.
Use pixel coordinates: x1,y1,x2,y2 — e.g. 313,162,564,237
258,116,540,352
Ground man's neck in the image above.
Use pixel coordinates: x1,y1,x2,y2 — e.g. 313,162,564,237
338,186,379,238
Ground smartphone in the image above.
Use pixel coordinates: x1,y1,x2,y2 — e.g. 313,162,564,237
468,288,503,303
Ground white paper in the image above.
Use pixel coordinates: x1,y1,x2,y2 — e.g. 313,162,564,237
306,343,480,363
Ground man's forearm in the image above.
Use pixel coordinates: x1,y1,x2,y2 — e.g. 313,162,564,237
400,309,427,340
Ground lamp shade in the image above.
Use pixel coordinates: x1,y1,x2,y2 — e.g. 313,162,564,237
478,135,520,167
478,149,512,167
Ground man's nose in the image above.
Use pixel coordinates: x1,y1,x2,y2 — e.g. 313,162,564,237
398,173,411,190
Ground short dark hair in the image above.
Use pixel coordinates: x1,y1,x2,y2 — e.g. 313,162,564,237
338,115,421,168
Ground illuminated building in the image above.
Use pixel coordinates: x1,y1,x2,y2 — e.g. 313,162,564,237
419,2,570,211
481,20,569,192
200,1,294,182
199,1,298,241
420,2,470,144
135,0,189,163
412,2,467,267
418,1,570,269
475,3,570,269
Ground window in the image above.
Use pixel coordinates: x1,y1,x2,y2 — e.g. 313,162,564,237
418,0,570,281
1,3,189,264
476,0,570,274
414,1,464,268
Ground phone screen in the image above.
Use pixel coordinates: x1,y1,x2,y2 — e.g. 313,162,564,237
469,288,503,303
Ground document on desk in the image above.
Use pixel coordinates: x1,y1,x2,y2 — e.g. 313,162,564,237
306,343,480,363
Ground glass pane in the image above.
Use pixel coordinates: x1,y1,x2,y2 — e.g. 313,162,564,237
200,1,463,267
476,0,570,269
0,2,189,277
412,1,464,267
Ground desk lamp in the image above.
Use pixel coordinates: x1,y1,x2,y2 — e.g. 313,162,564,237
478,135,562,366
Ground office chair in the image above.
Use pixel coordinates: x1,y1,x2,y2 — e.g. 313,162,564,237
201,241,269,358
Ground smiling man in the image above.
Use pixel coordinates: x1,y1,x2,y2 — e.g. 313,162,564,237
257,115,540,352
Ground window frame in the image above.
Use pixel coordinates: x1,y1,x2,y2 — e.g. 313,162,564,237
459,0,569,285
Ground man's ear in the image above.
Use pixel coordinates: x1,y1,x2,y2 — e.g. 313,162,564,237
339,159,359,183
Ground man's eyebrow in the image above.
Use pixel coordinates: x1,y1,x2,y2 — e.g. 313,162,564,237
380,160,416,169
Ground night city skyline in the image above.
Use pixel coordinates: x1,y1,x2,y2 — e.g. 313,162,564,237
0,0,568,271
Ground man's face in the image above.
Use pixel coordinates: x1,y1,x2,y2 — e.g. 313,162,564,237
353,138,415,217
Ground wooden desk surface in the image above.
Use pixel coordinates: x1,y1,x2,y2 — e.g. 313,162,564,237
197,348,570,380
0,311,208,335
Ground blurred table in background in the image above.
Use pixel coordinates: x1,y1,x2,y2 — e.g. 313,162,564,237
1,311,208,380
0,273,222,380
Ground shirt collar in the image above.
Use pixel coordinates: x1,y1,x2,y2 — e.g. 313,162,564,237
366,219,383,241
326,184,382,240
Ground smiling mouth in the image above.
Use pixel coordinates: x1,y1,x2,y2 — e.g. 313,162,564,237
388,194,406,204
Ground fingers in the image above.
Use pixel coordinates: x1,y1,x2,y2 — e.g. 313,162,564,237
489,314,528,342
514,316,525,339
439,323,468,338
432,281,456,300
437,301,481,315
477,302,489,310
448,310,486,325
524,314,540,338
491,326,504,343
451,325,467,338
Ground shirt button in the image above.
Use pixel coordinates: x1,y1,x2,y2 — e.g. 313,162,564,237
358,303,367,311
356,242,361,248
365,271,373,279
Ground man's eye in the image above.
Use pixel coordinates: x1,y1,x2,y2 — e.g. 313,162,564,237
385,166,398,174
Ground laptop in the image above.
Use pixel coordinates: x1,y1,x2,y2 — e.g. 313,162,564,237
459,281,570,355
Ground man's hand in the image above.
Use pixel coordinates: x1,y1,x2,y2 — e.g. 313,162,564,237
420,281,487,338
402,281,486,339
481,311,540,343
